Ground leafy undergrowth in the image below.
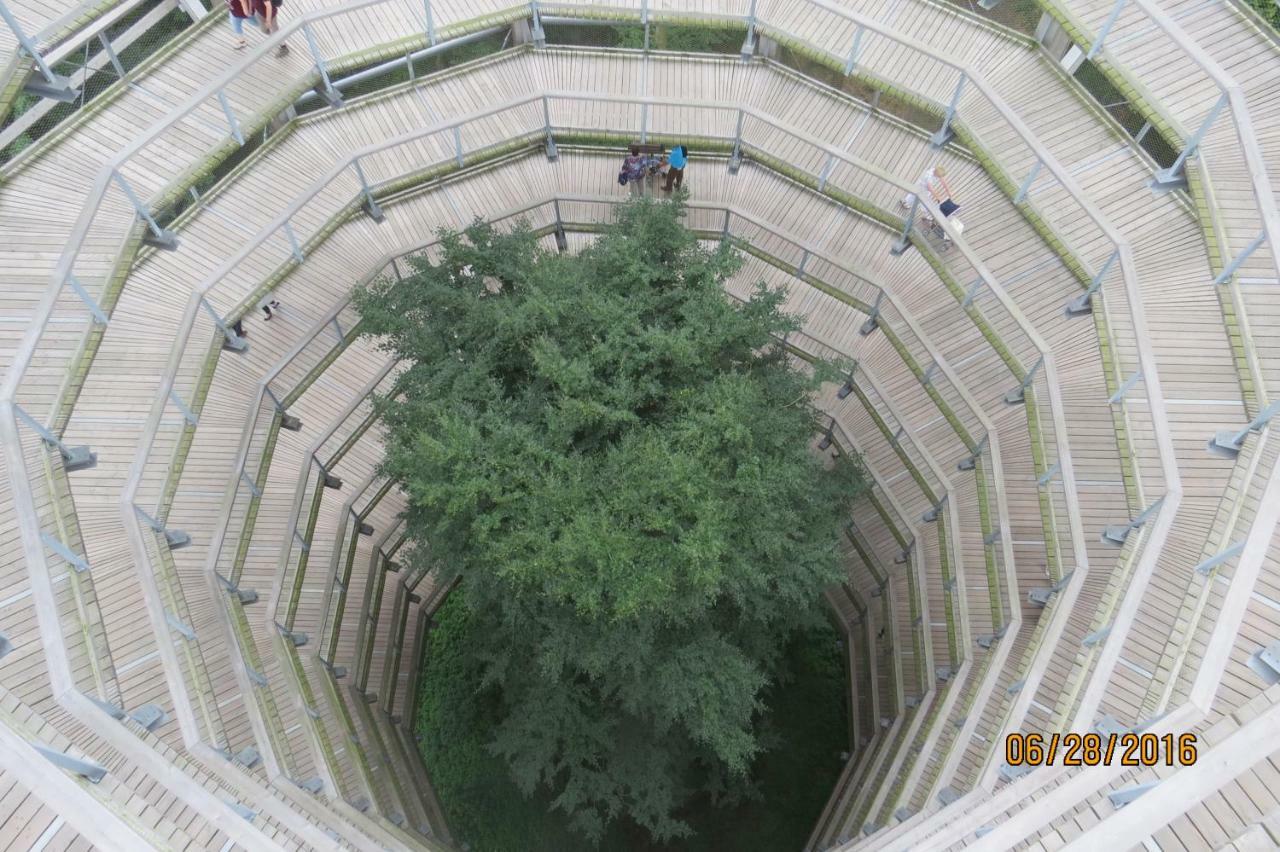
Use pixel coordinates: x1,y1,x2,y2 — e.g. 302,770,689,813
417,593,849,852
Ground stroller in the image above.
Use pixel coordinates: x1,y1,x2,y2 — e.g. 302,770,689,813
923,198,963,251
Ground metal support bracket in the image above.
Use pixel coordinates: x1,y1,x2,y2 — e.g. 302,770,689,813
1151,92,1227,192
169,389,198,426
35,745,107,783
1246,641,1280,685
1212,229,1267,288
217,90,244,146
1037,461,1061,487
1208,399,1280,458
302,22,342,107
41,532,89,572
998,761,1033,782
961,276,984,308
1101,496,1164,546
1004,356,1043,404
729,109,745,174
1194,540,1244,576
352,160,384,223
1108,369,1144,404
1108,782,1157,809
843,26,865,75
129,704,167,731
165,612,196,641
1082,624,1111,647
542,95,558,160
860,292,883,335
1065,248,1119,316
1014,158,1042,204
957,433,989,471
422,0,437,44
0,0,78,100
200,297,247,353
890,195,919,255
67,275,108,325
922,494,947,523
1088,0,1127,58
930,73,966,148
283,221,305,264
15,404,96,471
111,169,177,250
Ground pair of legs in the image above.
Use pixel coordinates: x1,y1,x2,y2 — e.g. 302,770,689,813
229,12,259,48
229,3,286,52
662,167,684,192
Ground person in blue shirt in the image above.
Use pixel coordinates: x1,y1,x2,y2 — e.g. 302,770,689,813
662,144,688,193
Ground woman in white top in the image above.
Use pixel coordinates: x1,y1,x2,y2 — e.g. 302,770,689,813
901,165,952,209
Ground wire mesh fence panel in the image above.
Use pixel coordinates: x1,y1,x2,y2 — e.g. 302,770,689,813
1244,0,1280,30
1072,60,1177,169
942,0,1042,36
0,1,199,164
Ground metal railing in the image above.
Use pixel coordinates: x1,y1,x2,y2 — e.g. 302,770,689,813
179,186,1030,829
1,9,1160,721
1077,0,1280,343
3,0,1237,830
0,29,1172,762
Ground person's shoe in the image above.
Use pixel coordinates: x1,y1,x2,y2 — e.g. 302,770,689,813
276,42,289,56
233,37,247,49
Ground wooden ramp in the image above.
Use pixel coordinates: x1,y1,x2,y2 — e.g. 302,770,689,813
0,1,1276,849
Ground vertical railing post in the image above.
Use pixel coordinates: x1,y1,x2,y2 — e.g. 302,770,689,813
817,154,835,190
97,32,125,78
0,0,76,99
931,72,965,148
542,94,558,160
452,124,464,166
740,0,758,59
67,275,108,325
1087,0,1127,59
530,0,546,46
1013,158,1042,204
111,169,178,250
843,26,864,75
352,159,384,223
302,22,342,108
729,108,745,174
217,90,245,146
283,220,304,264
890,195,920,255
1004,355,1043,405
553,199,567,252
859,291,883,335
1065,247,1119,315
640,101,649,144
720,208,732,246
200,297,248,353
1152,91,1227,190
1108,369,1144,405
423,0,437,45
14,403,96,471
1212,229,1267,287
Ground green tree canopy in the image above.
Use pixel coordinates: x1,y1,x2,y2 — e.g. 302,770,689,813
355,198,866,844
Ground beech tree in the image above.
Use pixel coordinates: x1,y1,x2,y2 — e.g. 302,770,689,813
355,198,866,843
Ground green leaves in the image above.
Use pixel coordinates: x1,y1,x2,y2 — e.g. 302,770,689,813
364,197,867,844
